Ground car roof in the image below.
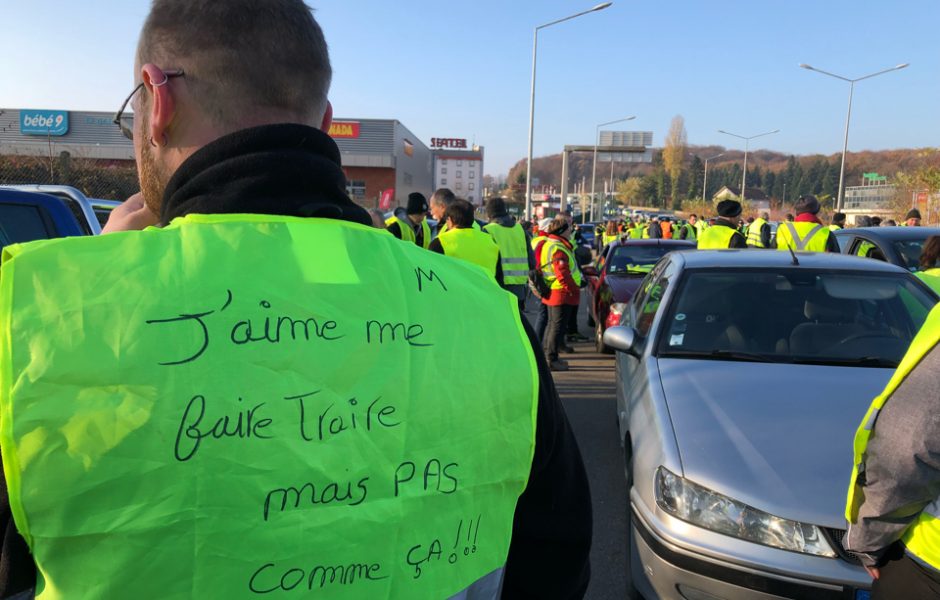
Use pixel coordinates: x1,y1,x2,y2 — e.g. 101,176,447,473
833,226,940,241
672,249,912,274
612,239,695,248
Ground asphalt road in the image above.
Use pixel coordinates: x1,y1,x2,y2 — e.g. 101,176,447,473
523,297,629,600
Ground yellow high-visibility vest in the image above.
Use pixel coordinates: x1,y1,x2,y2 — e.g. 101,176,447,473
746,218,768,248
0,214,538,599
483,222,529,285
846,305,940,571
386,215,431,249
539,238,582,290
775,221,830,253
438,227,500,278
697,225,738,249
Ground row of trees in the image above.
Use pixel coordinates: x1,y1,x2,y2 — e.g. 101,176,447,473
616,115,846,212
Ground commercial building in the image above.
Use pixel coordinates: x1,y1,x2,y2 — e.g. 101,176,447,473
843,173,897,224
0,109,436,210
430,138,485,206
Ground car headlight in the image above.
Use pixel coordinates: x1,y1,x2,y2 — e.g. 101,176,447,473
655,467,836,557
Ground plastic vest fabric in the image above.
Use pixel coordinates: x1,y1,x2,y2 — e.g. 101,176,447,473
628,226,643,239
846,305,940,570
696,225,738,249
539,238,582,289
680,223,696,241
438,227,500,278
746,218,768,248
856,240,877,258
601,233,618,247
829,224,843,232
0,214,538,599
386,215,431,249
483,223,529,285
775,221,830,252
916,268,940,296
641,225,650,239
530,235,546,251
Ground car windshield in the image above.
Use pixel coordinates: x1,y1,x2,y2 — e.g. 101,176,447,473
657,269,935,367
606,245,674,276
894,240,925,271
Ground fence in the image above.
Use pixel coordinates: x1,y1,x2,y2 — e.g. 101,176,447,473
0,151,137,201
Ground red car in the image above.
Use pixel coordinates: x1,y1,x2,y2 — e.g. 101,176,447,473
585,239,695,352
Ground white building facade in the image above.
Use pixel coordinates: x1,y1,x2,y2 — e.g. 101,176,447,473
431,138,484,205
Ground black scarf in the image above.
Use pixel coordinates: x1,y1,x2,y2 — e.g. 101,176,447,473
160,123,372,227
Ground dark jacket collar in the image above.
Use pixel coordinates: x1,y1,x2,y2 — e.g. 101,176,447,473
161,123,371,227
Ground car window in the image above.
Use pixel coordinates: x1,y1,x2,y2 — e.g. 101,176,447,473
633,264,671,338
893,240,924,272
0,203,57,246
606,244,675,276
835,233,851,252
657,269,934,368
851,238,885,261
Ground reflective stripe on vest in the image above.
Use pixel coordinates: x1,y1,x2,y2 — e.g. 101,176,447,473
386,215,431,248
483,223,529,285
0,214,538,598
438,227,501,278
746,218,767,248
696,225,737,249
846,303,940,570
776,221,829,252
539,238,582,289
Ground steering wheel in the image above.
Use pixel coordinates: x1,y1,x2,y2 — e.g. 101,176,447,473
837,332,891,345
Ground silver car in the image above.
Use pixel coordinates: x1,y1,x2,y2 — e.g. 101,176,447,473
604,250,938,600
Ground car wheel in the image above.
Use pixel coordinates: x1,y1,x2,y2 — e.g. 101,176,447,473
596,321,613,354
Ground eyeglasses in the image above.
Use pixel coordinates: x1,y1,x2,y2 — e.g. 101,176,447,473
113,69,184,141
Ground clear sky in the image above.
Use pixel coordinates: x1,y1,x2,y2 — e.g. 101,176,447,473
2,0,937,177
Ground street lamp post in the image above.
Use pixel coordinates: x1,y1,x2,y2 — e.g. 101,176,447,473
799,62,909,211
717,129,780,205
525,2,613,220
702,152,724,204
591,115,635,221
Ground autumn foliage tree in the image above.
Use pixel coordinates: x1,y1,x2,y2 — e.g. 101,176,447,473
662,115,688,210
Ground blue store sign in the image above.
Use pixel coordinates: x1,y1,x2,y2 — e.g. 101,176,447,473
20,110,69,136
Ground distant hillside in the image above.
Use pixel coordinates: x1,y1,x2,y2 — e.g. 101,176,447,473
505,146,940,193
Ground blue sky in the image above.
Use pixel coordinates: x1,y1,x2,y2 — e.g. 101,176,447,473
3,1,937,177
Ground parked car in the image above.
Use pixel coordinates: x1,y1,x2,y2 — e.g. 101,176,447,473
834,226,940,271
584,239,694,353
0,188,88,252
0,184,104,235
89,198,121,228
575,223,596,249
603,250,937,600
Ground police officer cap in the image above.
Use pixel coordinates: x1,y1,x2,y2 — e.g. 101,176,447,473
906,208,922,220
407,192,429,215
794,194,820,215
716,199,742,218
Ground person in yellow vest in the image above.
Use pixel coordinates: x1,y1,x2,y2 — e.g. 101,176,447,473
916,236,940,295
482,197,533,310
385,192,431,248
0,2,594,597
696,200,747,249
429,199,502,283
844,305,940,597
694,214,710,238
904,208,923,227
428,187,455,236
677,214,697,241
774,195,840,253
601,220,619,249
829,212,847,232
539,216,582,371
746,211,771,248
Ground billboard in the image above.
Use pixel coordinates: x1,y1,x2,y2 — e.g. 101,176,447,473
599,131,653,147
327,121,360,138
20,110,69,136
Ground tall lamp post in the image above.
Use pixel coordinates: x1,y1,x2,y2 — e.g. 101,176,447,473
717,129,779,205
591,115,635,222
525,2,613,220
799,63,909,211
701,152,724,204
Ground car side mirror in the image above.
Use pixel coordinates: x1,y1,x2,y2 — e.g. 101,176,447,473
581,265,598,277
603,325,640,356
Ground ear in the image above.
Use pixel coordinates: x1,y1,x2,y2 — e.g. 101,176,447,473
141,64,177,147
320,101,333,132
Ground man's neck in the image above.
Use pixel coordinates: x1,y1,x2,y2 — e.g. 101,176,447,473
408,215,424,226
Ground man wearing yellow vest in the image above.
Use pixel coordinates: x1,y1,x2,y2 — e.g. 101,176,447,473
429,199,502,283
429,187,456,237
774,195,840,253
829,212,847,232
844,304,940,597
677,214,698,241
696,200,747,249
746,211,771,248
482,196,534,311
386,192,431,248
0,2,593,598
